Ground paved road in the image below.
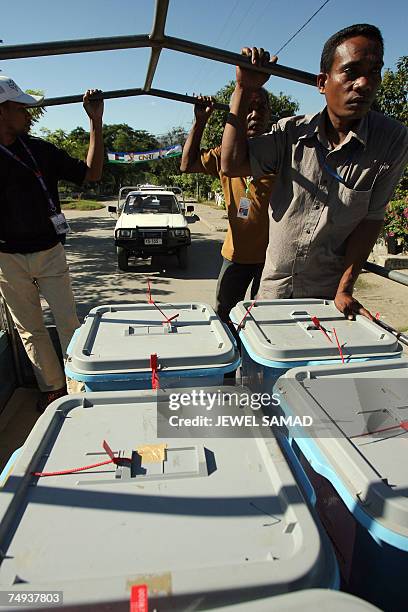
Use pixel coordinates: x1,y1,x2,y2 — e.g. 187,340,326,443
63,205,226,321
63,203,408,330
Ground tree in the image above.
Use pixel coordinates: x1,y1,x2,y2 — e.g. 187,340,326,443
168,172,213,199
26,89,46,125
155,126,188,185
202,80,299,149
40,128,69,150
375,56,408,198
376,56,408,125
102,124,160,193
40,127,91,196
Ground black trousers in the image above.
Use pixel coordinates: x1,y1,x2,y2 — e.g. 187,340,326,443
215,257,264,326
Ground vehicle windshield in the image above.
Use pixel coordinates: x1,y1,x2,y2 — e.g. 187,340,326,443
124,194,181,214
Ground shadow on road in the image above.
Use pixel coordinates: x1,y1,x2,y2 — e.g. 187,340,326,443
61,215,223,321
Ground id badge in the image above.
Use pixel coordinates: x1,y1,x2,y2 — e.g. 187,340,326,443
237,197,252,219
50,212,71,235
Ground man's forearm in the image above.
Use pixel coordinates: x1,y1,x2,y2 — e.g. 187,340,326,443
336,219,384,294
86,119,104,182
221,85,254,177
180,120,206,173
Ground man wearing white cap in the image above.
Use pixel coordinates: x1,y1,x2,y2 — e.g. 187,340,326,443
0,76,104,411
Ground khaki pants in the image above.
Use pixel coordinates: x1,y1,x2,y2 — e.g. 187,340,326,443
0,243,80,392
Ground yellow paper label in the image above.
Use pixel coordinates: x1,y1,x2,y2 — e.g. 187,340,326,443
137,443,167,463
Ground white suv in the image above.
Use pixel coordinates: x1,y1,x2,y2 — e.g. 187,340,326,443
109,189,192,271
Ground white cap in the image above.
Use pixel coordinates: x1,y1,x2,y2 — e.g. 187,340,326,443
0,76,43,106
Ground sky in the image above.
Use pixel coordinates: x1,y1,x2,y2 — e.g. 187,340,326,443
1,0,407,141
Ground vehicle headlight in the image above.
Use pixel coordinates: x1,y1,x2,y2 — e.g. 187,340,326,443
118,229,131,237
174,229,188,236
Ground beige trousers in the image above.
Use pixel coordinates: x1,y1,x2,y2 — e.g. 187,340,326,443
0,243,80,392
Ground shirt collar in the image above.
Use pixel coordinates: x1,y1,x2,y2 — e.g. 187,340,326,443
298,112,321,141
299,107,369,149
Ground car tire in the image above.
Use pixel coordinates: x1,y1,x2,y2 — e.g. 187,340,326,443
177,246,188,270
117,247,129,271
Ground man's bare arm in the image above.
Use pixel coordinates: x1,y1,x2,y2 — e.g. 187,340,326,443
221,47,277,177
334,219,384,319
83,89,104,183
180,96,214,174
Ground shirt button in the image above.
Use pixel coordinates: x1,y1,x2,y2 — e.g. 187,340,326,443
315,205,320,210
306,229,311,234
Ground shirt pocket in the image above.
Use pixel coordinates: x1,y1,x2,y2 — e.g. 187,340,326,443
329,183,371,229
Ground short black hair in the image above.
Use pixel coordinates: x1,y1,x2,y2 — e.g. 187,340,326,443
320,24,384,73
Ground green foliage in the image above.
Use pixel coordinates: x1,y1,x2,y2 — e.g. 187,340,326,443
40,127,88,159
383,200,408,248
376,57,408,125
155,126,188,184
61,199,104,210
201,80,299,149
25,89,45,125
168,172,213,199
375,57,408,200
211,177,222,192
101,124,160,193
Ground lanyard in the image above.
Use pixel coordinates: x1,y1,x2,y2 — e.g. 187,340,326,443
0,138,57,214
244,176,253,196
316,141,357,186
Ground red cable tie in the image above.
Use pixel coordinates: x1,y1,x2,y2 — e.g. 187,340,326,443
32,440,131,477
147,280,178,324
147,278,153,304
311,316,333,343
152,300,179,324
332,327,345,364
150,353,160,390
32,459,115,477
350,420,408,439
232,298,257,332
375,312,380,320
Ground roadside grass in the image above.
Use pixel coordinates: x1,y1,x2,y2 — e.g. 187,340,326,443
61,199,105,210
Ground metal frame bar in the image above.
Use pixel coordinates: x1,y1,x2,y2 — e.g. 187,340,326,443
163,36,316,86
0,34,317,87
0,0,316,103
364,262,408,288
0,35,152,59
144,0,169,91
40,87,230,110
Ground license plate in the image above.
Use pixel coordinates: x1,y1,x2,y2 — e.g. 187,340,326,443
144,238,162,245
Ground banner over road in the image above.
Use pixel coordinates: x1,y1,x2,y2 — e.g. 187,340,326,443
108,144,182,164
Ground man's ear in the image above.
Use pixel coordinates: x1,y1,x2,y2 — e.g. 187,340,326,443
317,72,327,94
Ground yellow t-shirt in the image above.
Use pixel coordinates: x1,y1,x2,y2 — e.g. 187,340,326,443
200,146,275,264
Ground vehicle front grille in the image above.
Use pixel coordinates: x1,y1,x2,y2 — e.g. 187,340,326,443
136,229,167,239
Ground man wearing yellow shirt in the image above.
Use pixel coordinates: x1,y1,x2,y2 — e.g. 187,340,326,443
181,91,275,327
